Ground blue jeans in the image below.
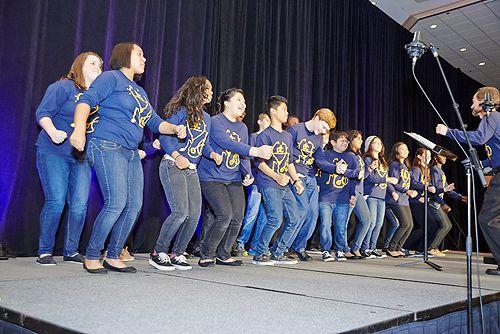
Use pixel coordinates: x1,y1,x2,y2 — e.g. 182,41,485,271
383,206,400,249
238,185,263,246
85,138,143,260
362,197,386,251
348,195,372,252
290,175,319,252
36,149,90,256
255,186,299,257
249,203,267,252
319,202,350,252
155,158,201,255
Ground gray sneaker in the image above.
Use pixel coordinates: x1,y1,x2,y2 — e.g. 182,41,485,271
271,254,298,265
36,255,56,266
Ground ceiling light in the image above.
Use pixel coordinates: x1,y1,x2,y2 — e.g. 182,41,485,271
430,24,438,29
459,48,467,52
371,1,377,5
478,62,485,66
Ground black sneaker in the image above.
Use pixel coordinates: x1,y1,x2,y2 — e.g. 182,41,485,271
370,250,387,259
171,255,192,270
297,250,312,262
63,253,85,264
36,255,56,266
271,254,298,265
322,251,334,262
284,252,297,261
361,250,376,259
252,254,274,266
334,251,347,262
149,252,175,271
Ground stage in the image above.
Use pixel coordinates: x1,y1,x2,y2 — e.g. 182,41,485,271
0,252,499,333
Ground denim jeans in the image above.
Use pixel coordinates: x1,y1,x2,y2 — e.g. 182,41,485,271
383,207,399,250
362,197,386,251
348,194,372,252
255,186,299,257
290,175,319,252
85,138,143,260
200,181,245,260
155,158,202,255
36,148,90,256
249,203,267,252
319,202,350,252
238,184,263,246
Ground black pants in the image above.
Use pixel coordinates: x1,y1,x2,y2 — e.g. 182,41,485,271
387,204,414,251
406,202,439,252
200,181,245,260
479,173,500,267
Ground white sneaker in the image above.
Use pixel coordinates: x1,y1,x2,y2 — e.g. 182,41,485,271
149,252,175,271
171,254,192,270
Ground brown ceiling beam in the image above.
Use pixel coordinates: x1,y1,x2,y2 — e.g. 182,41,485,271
402,0,482,30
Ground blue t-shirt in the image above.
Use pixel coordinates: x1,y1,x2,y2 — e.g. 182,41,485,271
198,113,251,183
249,132,260,177
78,70,163,149
446,111,500,169
287,123,325,177
36,79,88,161
386,161,411,207
159,108,213,165
363,156,389,200
317,150,357,204
347,152,365,195
255,126,294,189
410,167,427,204
430,165,463,205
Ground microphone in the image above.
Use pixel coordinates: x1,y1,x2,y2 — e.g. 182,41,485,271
480,92,495,116
405,31,429,66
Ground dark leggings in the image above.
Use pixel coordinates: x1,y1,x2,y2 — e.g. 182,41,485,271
199,181,245,260
407,202,438,252
387,204,414,251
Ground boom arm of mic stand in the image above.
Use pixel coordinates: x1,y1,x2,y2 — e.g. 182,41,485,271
429,47,487,188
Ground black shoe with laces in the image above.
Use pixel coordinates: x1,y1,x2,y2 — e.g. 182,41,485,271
63,253,85,264
36,255,56,266
171,254,192,270
252,254,274,266
297,250,312,262
149,252,175,271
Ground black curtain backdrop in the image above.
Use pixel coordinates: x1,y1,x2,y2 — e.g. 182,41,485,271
0,0,486,256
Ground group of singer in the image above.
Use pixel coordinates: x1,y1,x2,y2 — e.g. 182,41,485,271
34,43,500,275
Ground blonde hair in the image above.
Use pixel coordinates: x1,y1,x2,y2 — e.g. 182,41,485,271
314,108,336,129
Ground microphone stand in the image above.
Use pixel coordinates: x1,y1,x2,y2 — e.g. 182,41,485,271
406,32,485,333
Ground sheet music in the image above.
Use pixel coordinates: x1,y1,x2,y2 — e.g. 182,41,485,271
404,132,436,150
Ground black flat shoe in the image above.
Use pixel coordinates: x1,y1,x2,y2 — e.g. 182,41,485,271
83,263,108,274
216,258,243,266
103,260,137,273
485,268,500,276
198,259,215,267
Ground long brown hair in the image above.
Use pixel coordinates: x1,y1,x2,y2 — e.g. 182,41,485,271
63,52,102,90
348,130,362,156
412,147,430,179
389,142,410,169
363,136,387,169
164,76,210,126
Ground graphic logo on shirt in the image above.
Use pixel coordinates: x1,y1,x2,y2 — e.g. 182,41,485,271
71,93,99,133
127,85,152,128
375,167,387,189
222,130,241,169
401,168,411,189
358,156,365,179
295,139,315,166
440,173,447,199
325,158,348,189
485,144,492,158
179,121,208,159
271,141,289,174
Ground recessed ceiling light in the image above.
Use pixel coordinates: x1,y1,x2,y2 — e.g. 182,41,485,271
478,62,485,66
430,24,438,29
459,48,467,52
371,1,377,5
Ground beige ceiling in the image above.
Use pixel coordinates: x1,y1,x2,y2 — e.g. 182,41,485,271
371,0,500,88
